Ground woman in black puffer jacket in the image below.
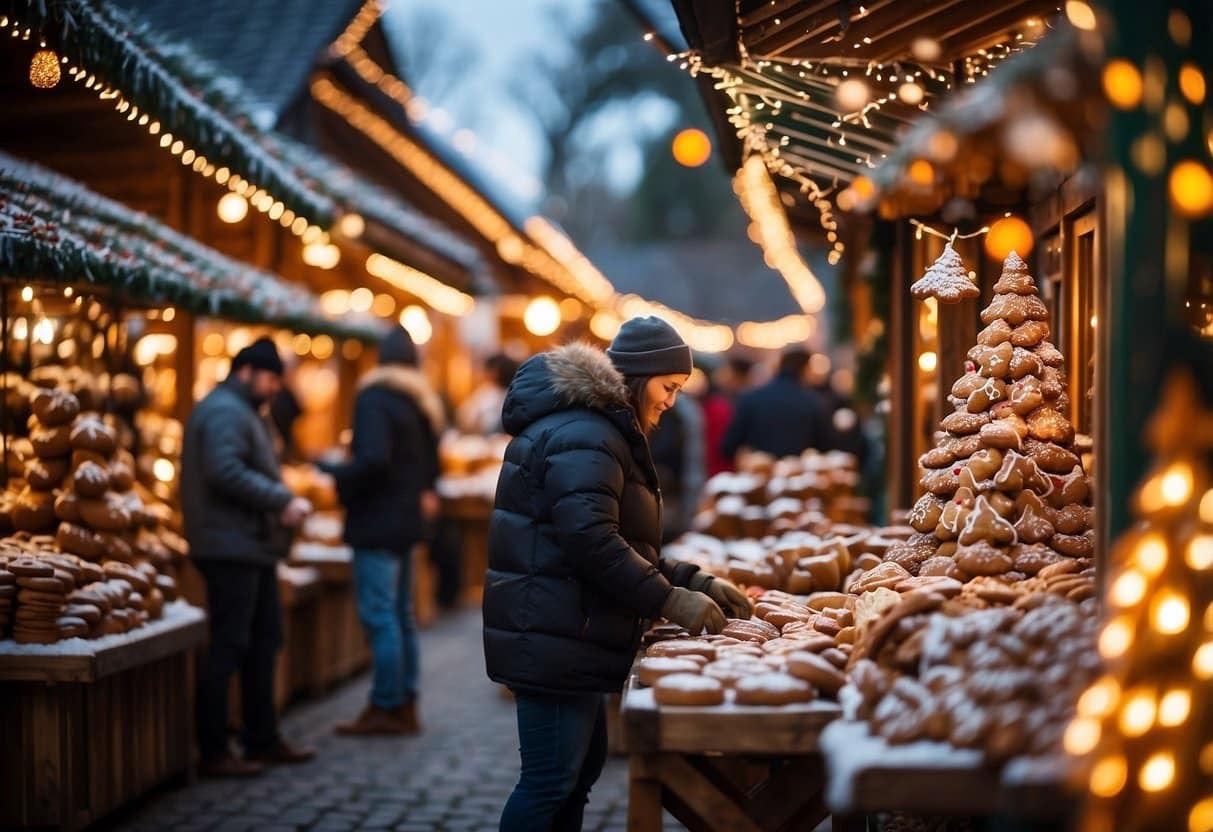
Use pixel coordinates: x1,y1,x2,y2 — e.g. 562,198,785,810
484,317,749,832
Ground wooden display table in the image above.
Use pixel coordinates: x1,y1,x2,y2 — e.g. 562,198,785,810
0,603,207,831
289,544,371,695
819,720,1080,823
620,666,843,831
441,494,491,601
275,564,323,708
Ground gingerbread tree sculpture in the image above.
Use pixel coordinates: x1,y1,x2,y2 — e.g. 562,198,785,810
910,241,981,303
904,250,1095,581
1070,370,1213,832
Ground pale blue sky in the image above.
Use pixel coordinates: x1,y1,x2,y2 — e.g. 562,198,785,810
382,0,679,212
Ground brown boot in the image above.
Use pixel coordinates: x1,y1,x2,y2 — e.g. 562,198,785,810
335,704,409,736
394,699,421,735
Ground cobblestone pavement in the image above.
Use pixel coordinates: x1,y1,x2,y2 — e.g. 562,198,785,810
101,607,684,832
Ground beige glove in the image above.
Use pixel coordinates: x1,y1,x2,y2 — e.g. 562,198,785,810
688,573,752,620
660,587,727,634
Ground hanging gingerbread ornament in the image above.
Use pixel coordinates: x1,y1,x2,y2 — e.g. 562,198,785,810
910,241,980,303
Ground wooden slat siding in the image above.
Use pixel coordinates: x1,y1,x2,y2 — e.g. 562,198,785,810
926,2,1052,64
737,0,815,29
742,0,897,59
756,0,957,62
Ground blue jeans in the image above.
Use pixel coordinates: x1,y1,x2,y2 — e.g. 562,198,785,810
352,548,419,709
500,692,607,832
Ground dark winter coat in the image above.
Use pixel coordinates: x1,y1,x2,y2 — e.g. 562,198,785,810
482,343,701,694
321,365,445,555
181,378,294,567
721,374,836,461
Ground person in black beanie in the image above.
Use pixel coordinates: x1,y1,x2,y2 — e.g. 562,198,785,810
321,325,445,736
181,337,316,778
485,316,750,831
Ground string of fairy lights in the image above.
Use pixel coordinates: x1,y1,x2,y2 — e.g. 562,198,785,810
658,0,1045,267
2,15,338,247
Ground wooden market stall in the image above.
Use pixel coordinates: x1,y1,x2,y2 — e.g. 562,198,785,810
0,142,383,828
628,0,1213,828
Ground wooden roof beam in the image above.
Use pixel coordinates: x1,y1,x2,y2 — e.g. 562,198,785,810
746,0,900,62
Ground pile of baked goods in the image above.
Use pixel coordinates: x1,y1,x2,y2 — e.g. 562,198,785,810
845,582,1099,762
692,450,867,540
0,543,174,644
436,433,508,502
0,370,187,644
635,588,858,707
891,252,1094,586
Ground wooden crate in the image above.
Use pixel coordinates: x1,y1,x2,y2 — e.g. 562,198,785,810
619,664,845,831
0,605,207,831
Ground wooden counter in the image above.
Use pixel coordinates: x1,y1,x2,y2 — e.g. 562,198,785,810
619,663,846,832
0,603,207,831
819,719,1081,822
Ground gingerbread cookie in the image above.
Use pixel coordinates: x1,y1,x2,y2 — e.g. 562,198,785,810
969,342,1014,378
1008,378,1045,416
991,252,1038,294
951,372,987,399
30,426,72,459
919,447,957,470
941,410,990,436
908,493,946,533
25,457,68,490
979,420,1021,451
977,318,1013,346
966,448,1005,481
1008,348,1044,381
1022,439,1080,475
1050,532,1094,559
1053,504,1093,535
1046,466,1089,508
734,673,817,705
1026,407,1075,444
1013,502,1055,544
954,541,1014,576
1033,341,1064,367
653,674,725,706
958,496,1018,546
921,466,961,497
940,434,983,458
981,293,1048,326
967,378,1008,413
911,243,980,303
1008,320,1049,347
1013,543,1066,575
787,651,846,695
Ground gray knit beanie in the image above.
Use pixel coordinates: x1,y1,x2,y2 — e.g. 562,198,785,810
606,316,692,377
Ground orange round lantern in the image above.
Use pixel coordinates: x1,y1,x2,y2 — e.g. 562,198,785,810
1169,160,1213,217
985,215,1034,260
907,159,934,186
1102,59,1143,109
672,128,712,167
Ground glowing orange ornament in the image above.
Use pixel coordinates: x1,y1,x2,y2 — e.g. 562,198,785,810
984,216,1034,260
672,129,712,167
1169,161,1213,217
1102,59,1143,109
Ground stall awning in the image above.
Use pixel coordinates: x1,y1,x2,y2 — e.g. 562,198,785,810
2,0,338,227
0,151,383,341
668,0,1062,234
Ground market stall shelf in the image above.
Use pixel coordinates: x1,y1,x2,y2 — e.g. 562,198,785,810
620,666,843,831
0,601,206,831
819,719,1081,822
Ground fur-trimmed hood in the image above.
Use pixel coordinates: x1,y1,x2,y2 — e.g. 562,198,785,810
501,342,629,435
359,364,446,434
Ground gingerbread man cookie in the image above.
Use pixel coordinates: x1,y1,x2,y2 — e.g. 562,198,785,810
969,342,1014,378
1008,348,1044,381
